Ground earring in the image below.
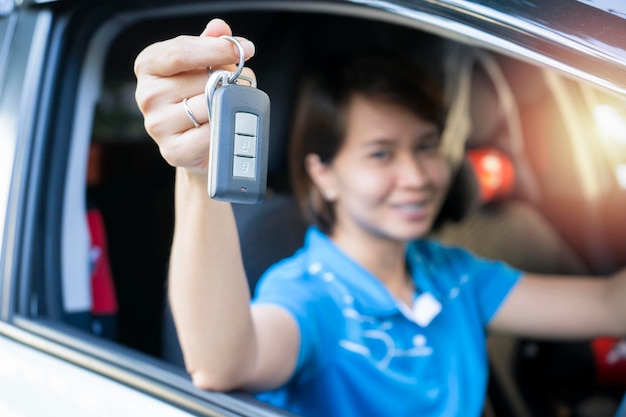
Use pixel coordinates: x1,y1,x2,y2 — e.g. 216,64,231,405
325,189,337,201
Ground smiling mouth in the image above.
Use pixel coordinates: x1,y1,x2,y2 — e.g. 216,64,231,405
392,199,433,215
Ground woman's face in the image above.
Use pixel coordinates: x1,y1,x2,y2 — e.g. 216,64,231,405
309,94,450,245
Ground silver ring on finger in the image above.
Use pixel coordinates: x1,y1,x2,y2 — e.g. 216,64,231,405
183,97,201,128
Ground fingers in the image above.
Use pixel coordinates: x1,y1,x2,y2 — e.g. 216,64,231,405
135,18,232,77
134,18,258,173
200,18,232,37
178,93,208,131
155,65,256,168
144,94,211,171
136,67,206,112
134,34,255,78
140,66,257,135
186,67,256,126
159,126,212,172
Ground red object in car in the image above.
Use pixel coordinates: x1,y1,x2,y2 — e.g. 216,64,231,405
593,337,626,387
87,208,118,315
466,148,516,203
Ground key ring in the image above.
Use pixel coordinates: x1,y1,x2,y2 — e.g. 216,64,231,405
205,69,257,119
219,35,245,84
205,69,230,117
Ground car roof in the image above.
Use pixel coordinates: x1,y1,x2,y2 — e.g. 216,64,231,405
386,0,626,93
17,0,626,93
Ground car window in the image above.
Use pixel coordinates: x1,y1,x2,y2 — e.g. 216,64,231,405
78,8,449,357
86,10,626,417
587,90,626,188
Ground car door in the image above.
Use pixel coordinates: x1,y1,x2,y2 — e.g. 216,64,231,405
0,1,294,415
0,328,201,416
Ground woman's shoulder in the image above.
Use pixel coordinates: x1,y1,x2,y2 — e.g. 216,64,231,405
259,226,336,284
410,238,522,289
254,247,328,297
262,248,310,281
411,238,476,264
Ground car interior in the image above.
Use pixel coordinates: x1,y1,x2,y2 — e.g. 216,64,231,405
39,4,626,417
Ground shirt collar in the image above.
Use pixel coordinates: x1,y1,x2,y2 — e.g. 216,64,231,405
406,242,445,302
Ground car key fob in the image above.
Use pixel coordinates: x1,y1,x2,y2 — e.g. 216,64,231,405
207,71,271,204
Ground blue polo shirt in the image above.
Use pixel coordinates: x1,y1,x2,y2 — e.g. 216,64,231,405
252,227,522,417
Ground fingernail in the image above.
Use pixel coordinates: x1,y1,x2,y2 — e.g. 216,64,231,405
201,18,226,36
243,40,255,58
201,19,215,35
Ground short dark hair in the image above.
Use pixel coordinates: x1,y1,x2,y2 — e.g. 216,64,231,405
288,52,447,234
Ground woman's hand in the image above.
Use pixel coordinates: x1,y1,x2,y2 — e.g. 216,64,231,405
134,18,256,174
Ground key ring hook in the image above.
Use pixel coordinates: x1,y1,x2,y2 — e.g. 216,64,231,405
205,70,230,118
219,35,245,84
205,69,257,119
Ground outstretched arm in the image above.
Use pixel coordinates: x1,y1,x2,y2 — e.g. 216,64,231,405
134,19,299,392
489,267,626,338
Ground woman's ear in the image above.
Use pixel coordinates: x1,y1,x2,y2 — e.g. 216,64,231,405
305,154,338,202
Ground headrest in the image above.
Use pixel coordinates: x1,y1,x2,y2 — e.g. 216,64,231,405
466,147,515,204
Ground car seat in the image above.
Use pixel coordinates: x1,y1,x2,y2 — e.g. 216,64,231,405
434,50,626,417
432,46,586,274
412,46,591,417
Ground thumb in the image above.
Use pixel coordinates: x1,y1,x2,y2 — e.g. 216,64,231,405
200,18,233,37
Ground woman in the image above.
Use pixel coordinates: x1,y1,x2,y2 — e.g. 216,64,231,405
134,18,626,417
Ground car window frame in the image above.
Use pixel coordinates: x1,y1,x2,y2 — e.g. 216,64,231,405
0,7,53,322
